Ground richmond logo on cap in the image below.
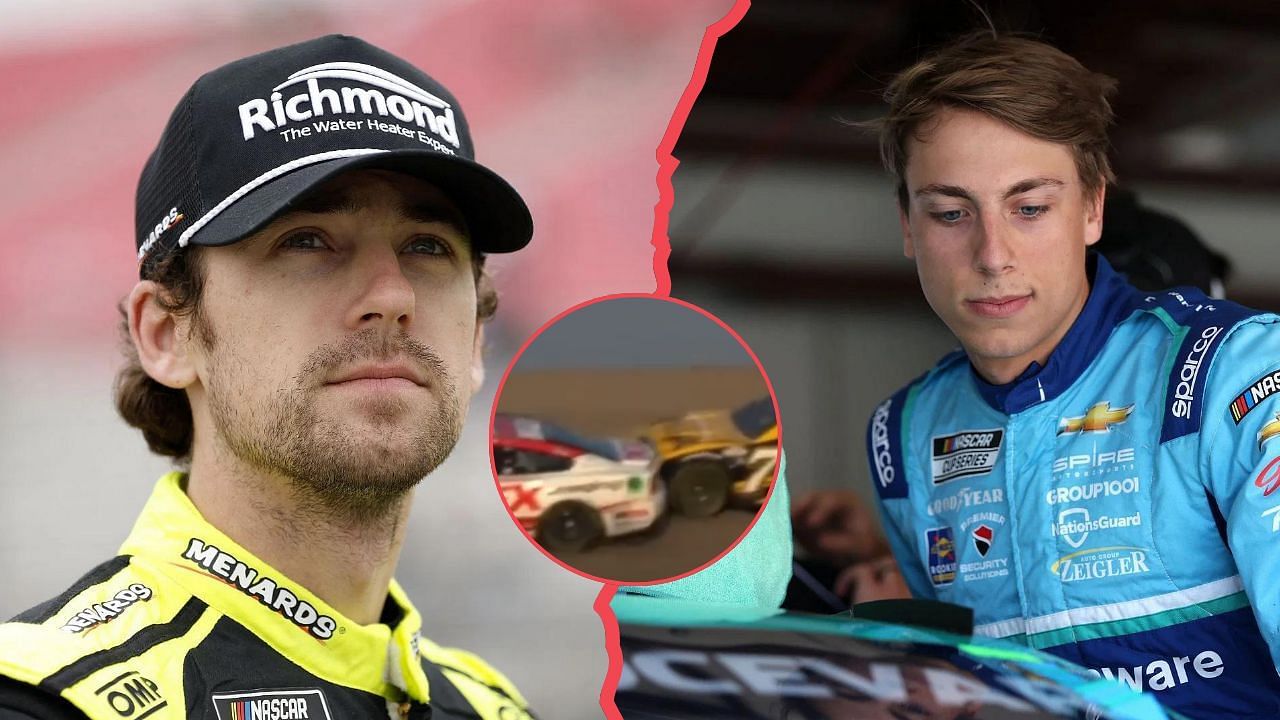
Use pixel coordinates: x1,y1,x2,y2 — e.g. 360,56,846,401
237,61,460,150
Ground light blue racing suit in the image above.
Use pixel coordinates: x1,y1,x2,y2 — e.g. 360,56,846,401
868,254,1280,718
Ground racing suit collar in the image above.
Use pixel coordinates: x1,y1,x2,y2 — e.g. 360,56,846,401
118,472,432,703
971,253,1137,414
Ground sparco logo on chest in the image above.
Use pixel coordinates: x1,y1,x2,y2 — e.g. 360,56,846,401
930,429,1003,485
183,538,337,639
237,62,460,151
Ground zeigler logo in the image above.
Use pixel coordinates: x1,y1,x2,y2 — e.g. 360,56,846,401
183,538,337,639
237,62,460,150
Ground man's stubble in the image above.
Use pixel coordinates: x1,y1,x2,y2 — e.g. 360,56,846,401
202,322,464,524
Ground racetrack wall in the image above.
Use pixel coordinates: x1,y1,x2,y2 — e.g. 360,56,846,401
498,366,770,438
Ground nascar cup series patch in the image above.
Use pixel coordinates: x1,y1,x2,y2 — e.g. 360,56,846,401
930,429,1003,485
211,689,332,720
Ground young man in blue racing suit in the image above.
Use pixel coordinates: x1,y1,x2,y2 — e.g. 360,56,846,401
799,32,1280,718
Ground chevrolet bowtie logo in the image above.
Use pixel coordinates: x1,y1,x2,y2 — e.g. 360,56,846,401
1058,402,1134,435
1259,414,1280,449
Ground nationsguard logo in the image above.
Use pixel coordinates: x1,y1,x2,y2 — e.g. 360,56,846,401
1058,402,1133,435
60,583,153,633
1229,368,1280,424
182,538,337,639
926,527,956,586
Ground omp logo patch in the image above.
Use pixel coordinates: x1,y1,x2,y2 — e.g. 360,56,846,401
237,62,459,152
930,429,1003,485
61,583,153,633
182,538,337,639
1058,402,1133,435
211,689,331,720
1229,368,1280,423
95,671,165,719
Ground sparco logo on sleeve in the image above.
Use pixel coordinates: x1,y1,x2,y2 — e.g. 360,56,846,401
182,538,337,639
871,399,896,488
930,429,1003,485
237,62,460,151
1171,325,1223,420
60,583,153,633
211,689,332,720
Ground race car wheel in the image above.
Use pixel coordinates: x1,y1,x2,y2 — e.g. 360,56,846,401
537,501,605,553
669,459,731,518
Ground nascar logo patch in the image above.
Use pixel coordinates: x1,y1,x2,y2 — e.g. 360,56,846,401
1230,368,1280,424
211,689,332,720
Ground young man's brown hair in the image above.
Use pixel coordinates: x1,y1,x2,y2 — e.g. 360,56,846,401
875,31,1118,209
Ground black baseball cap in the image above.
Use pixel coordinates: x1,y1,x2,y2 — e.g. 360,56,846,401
135,34,532,275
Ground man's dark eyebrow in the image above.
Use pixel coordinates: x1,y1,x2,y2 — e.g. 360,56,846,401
914,184,973,201
281,188,469,237
1003,177,1066,199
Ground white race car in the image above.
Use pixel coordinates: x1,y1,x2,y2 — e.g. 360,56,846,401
492,414,666,553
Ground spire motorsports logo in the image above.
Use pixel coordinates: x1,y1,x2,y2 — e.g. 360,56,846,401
237,62,460,153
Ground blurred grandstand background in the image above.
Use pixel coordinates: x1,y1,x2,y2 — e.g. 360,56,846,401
666,0,1280,524
0,1,734,717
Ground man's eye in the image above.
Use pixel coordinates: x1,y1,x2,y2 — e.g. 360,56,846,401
405,236,452,256
279,230,327,250
1017,205,1049,218
931,209,966,224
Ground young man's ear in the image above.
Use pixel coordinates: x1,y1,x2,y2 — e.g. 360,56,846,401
1084,183,1107,247
470,323,486,395
128,281,198,389
900,203,916,259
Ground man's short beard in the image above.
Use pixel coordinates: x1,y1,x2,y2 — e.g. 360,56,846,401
204,325,464,523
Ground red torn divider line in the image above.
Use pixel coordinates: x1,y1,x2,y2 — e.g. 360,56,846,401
595,583,623,720
648,0,751,298
603,3,752,718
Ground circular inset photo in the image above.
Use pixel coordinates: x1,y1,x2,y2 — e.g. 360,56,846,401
490,294,782,584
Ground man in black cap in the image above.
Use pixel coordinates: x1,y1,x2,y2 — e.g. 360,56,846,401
0,35,536,720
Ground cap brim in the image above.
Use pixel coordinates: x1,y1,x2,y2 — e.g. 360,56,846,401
186,151,533,253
